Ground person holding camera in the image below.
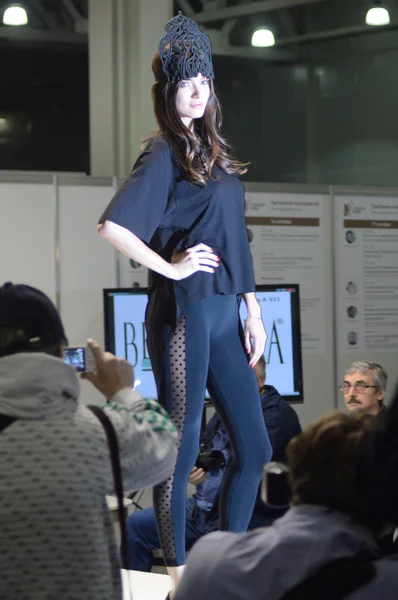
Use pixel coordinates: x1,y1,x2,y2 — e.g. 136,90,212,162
174,411,398,600
0,282,177,600
125,356,301,572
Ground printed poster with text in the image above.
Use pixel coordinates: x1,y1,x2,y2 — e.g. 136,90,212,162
335,196,398,352
245,192,327,354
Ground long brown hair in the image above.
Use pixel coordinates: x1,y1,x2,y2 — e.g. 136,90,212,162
150,52,248,185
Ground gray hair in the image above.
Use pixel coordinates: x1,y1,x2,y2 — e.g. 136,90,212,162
345,360,388,393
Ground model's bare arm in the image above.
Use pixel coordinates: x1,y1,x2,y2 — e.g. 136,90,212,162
98,220,220,281
243,292,261,318
242,292,267,367
98,221,174,277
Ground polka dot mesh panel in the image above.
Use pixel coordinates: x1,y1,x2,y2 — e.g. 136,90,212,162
154,315,187,564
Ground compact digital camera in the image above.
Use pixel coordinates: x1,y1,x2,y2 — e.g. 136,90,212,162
63,346,95,373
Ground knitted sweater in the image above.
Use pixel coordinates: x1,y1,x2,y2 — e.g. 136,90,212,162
0,353,177,600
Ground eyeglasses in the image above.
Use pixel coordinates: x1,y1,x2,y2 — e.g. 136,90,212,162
339,382,377,393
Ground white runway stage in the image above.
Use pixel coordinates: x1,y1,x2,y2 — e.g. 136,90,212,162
121,569,171,600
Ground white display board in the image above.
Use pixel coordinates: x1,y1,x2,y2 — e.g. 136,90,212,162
245,189,335,425
6,177,384,427
119,254,149,288
334,190,398,409
58,183,117,405
0,182,56,301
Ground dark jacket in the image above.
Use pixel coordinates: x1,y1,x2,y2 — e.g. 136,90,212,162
259,385,302,463
364,386,398,529
204,385,301,524
252,385,302,523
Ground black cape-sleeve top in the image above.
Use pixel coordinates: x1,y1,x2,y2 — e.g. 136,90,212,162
99,136,255,318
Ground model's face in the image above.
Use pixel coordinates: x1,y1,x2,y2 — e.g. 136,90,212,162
343,370,384,416
176,74,211,128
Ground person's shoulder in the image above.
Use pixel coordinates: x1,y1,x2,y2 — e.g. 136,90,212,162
186,531,238,571
373,553,398,571
174,532,232,600
262,387,301,426
132,135,175,180
189,530,233,553
279,397,301,425
189,528,270,564
143,134,172,161
262,385,282,408
279,396,296,413
347,555,398,599
176,530,262,600
183,528,276,587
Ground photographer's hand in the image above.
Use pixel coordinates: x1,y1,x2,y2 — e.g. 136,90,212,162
80,338,134,399
188,467,206,485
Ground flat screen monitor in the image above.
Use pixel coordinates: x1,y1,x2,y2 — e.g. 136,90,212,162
103,285,303,403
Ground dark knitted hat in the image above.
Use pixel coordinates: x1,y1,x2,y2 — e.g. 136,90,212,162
0,282,68,353
158,11,214,83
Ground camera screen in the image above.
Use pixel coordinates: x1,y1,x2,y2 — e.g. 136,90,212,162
64,347,85,372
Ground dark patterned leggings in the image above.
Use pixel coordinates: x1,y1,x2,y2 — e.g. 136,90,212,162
153,294,272,566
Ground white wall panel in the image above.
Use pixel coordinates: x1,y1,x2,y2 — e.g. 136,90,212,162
245,187,335,427
58,183,116,404
333,188,398,409
0,182,56,300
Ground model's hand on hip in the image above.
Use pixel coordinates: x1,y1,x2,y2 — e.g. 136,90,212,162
170,243,220,280
244,317,267,367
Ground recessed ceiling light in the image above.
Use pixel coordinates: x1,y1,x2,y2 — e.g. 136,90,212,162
3,5,28,26
251,29,275,48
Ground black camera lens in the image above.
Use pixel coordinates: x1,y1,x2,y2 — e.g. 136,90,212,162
261,462,291,509
195,449,225,472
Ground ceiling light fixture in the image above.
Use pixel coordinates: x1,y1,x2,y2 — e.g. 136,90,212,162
251,28,275,48
366,1,390,26
3,5,28,26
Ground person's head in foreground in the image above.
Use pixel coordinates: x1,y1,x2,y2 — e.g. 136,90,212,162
287,411,376,529
150,11,247,184
173,410,393,600
341,361,387,417
0,282,67,359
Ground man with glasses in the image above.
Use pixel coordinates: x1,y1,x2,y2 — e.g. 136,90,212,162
340,360,387,417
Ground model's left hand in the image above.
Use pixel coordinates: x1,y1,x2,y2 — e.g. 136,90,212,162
244,317,267,367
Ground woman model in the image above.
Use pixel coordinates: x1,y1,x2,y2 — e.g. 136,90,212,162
98,12,272,593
